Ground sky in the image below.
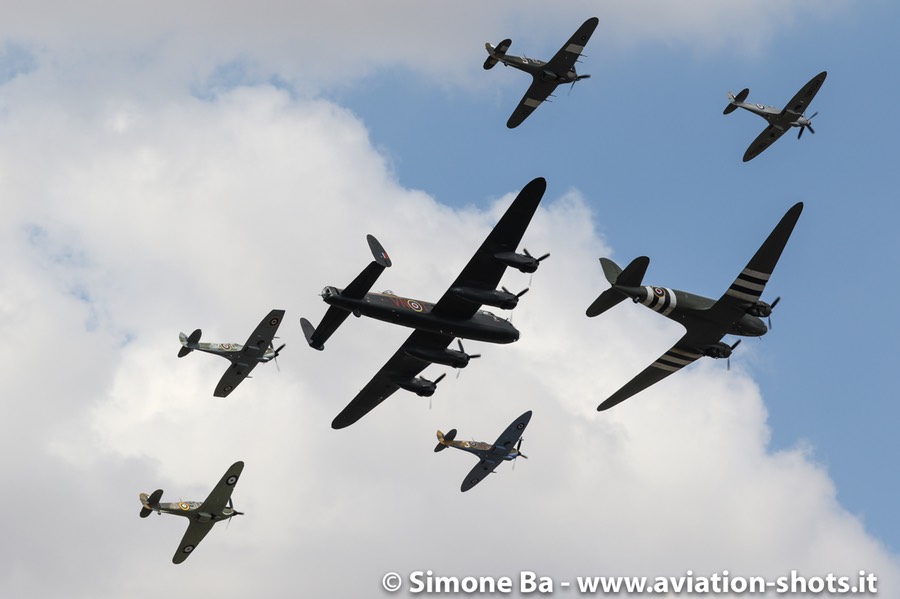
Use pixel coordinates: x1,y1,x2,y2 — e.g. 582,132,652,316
1,1,898,597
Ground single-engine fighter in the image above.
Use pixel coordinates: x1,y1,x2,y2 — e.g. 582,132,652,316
178,309,285,397
484,17,598,128
139,461,244,564
724,71,827,162
587,202,803,411
300,177,548,429
435,411,532,492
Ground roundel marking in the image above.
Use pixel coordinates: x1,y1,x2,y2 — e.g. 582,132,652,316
224,385,233,393
756,103,765,110
407,300,423,312
654,287,666,297
221,343,231,350
269,317,279,326
470,478,480,485
516,422,525,430
226,475,238,486
179,502,190,511
183,545,194,553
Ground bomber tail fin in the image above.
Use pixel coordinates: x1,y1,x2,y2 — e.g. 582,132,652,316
177,329,201,358
723,88,750,115
434,428,457,452
587,257,649,317
302,235,392,351
483,39,511,70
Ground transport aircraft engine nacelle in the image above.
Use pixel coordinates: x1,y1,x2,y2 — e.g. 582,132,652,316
451,286,520,310
703,341,735,359
747,300,775,318
404,347,470,368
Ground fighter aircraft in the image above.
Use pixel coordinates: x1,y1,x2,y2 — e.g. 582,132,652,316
178,309,285,397
484,17,599,128
139,461,244,564
586,202,803,411
724,71,827,162
300,177,548,429
435,411,531,492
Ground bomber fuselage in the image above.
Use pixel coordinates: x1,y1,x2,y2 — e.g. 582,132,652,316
321,286,519,344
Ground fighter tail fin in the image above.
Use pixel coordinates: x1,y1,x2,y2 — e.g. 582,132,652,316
483,39,511,69
139,489,163,518
723,88,750,115
434,428,457,452
177,329,201,357
587,256,649,317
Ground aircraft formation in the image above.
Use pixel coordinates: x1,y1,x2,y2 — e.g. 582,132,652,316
140,16,821,563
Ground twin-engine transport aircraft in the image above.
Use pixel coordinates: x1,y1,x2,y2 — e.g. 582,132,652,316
301,177,548,429
435,411,532,492
178,309,285,397
139,461,244,564
724,71,827,162
586,202,803,411
484,17,598,128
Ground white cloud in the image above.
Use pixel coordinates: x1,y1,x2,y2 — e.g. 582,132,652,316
0,78,895,597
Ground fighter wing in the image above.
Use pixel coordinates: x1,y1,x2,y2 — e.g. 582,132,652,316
782,71,827,116
213,361,258,397
430,177,547,319
544,17,599,74
460,459,499,492
172,520,214,564
199,461,244,515
598,338,704,411
491,410,532,450
707,202,804,322
331,330,454,429
241,309,285,357
743,125,788,162
507,79,558,128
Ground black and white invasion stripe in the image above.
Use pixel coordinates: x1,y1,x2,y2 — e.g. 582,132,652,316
641,286,677,316
652,346,702,373
725,267,770,302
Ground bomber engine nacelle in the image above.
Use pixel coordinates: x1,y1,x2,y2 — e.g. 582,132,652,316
493,249,549,274
747,297,779,318
451,286,527,310
396,373,446,397
404,340,481,369
702,339,741,359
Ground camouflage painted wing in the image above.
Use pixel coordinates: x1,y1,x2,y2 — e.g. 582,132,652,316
507,79,558,128
743,125,788,162
544,17,599,75
782,71,827,116
460,459,496,492
199,461,244,515
172,520,214,564
707,202,803,322
213,361,259,397
430,177,546,318
491,411,532,450
331,330,454,429
597,338,703,411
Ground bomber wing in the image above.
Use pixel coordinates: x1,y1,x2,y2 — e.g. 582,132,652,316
743,125,788,162
782,71,827,116
598,337,704,411
331,330,454,429
430,177,547,319
172,520,214,564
